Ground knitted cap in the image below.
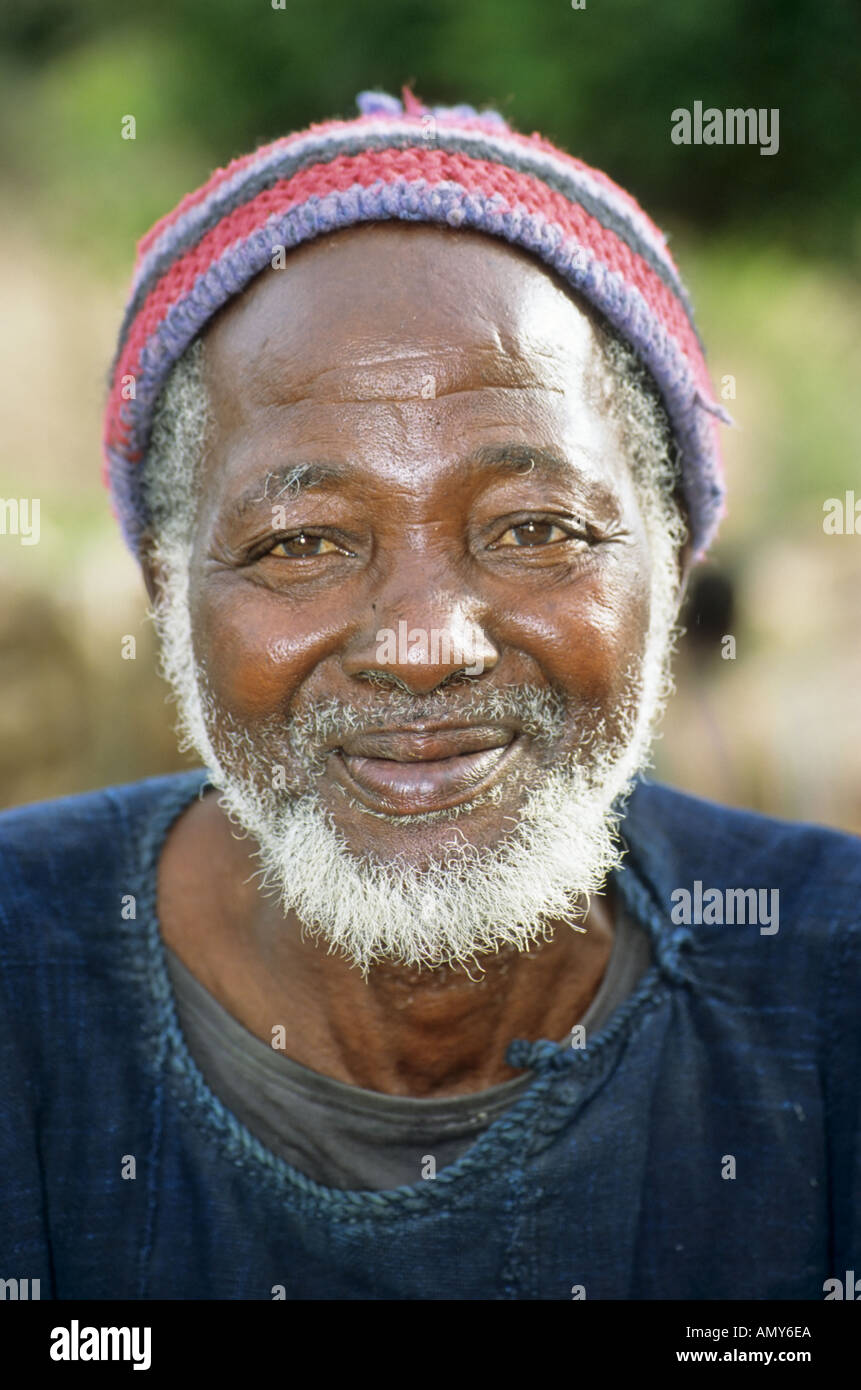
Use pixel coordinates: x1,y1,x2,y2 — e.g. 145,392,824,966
104,88,729,559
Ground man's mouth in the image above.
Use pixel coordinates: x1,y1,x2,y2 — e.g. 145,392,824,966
331,723,524,815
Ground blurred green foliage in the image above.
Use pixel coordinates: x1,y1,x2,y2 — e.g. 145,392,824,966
1,0,860,265
1,0,859,540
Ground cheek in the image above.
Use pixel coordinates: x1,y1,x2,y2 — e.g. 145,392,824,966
497,562,652,707
190,577,338,721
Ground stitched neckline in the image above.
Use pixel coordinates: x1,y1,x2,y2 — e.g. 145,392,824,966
135,766,673,1217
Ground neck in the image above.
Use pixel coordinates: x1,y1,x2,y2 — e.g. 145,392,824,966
158,788,616,1097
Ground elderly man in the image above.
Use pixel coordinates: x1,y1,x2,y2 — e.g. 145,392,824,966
1,91,858,1303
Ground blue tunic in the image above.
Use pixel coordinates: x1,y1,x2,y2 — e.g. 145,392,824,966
0,769,858,1299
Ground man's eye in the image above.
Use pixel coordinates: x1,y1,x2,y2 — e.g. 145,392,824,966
493,520,577,548
270,533,343,558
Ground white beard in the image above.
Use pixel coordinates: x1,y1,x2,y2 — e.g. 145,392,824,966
150,533,678,976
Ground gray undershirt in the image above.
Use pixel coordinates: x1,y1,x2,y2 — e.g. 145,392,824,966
164,905,651,1191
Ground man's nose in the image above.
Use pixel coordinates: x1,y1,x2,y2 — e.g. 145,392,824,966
342,593,500,695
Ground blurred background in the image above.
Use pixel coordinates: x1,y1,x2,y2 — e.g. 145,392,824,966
1,0,860,831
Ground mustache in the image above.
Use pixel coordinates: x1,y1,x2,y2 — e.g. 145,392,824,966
197,678,624,808
283,684,574,755
200,677,631,787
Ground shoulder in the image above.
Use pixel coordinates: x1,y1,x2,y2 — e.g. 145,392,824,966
623,777,861,911
0,768,209,861
620,779,861,1015
0,769,210,961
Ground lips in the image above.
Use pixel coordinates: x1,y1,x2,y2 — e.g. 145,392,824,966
332,723,522,815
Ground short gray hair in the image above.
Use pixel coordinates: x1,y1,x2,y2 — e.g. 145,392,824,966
141,336,211,549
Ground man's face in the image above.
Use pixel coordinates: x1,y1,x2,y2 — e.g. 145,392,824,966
148,224,680,972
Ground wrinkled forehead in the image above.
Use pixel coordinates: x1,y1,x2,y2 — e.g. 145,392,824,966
202,222,614,413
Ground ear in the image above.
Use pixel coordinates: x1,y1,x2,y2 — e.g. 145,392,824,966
138,532,164,609
676,534,696,605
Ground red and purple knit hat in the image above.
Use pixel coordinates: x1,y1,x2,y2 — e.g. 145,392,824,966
104,88,729,560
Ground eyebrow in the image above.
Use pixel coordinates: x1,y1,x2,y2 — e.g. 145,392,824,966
227,462,346,522
222,445,595,525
